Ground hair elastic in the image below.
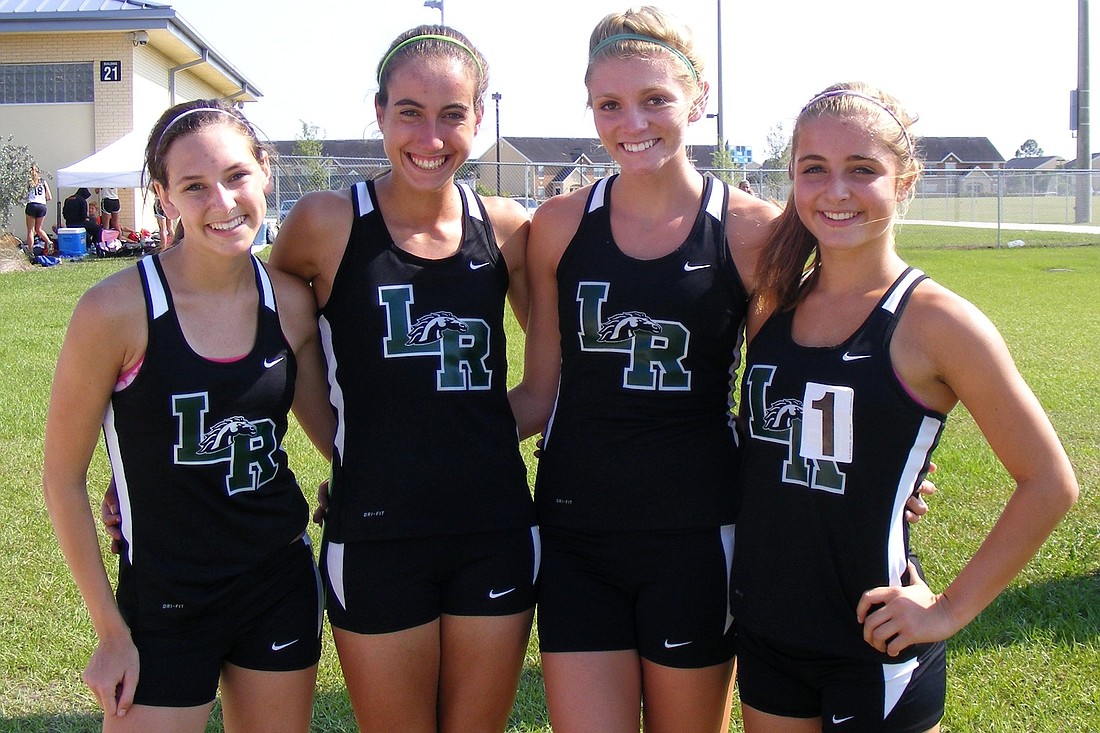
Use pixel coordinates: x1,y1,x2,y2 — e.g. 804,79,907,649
590,33,698,81
377,34,483,84
155,106,245,154
801,89,913,156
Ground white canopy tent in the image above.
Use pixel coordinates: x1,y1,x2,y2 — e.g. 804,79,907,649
56,130,146,189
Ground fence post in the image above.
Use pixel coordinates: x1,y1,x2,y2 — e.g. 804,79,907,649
996,168,1003,248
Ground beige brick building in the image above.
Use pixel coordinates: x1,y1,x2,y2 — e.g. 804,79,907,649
0,0,260,232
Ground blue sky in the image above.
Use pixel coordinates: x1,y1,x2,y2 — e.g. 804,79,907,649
171,0,1092,161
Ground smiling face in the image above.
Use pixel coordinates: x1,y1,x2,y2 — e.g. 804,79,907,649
587,54,703,177
375,56,481,192
792,114,908,254
154,123,271,254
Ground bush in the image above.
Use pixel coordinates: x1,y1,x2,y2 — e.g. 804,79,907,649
0,136,39,230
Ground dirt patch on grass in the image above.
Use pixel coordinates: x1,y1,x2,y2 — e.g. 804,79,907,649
0,232,34,273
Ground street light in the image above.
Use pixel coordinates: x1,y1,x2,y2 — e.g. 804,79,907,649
424,0,443,25
715,0,724,148
492,92,502,195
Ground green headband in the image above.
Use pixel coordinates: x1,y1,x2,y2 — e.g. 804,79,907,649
377,34,483,84
590,33,698,81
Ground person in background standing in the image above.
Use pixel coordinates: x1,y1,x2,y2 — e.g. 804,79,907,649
25,163,52,251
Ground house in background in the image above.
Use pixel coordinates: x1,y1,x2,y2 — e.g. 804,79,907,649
268,139,387,206
472,137,615,199
1004,155,1068,194
1,0,260,232
917,137,1005,195
1004,155,1066,172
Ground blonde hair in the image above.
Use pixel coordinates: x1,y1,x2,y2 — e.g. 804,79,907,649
586,6,704,99
756,82,921,312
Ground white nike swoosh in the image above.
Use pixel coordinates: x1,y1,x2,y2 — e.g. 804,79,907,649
263,356,286,368
488,588,516,599
841,352,871,362
832,715,855,724
271,639,299,651
663,639,693,648
683,263,711,272
469,261,491,270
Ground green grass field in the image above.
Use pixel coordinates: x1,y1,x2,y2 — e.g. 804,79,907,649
0,236,1096,732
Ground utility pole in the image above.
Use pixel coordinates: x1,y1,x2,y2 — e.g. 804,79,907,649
424,0,443,25
1076,0,1091,223
493,92,502,195
716,0,725,150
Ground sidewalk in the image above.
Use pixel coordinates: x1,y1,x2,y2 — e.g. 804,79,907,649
905,219,1100,235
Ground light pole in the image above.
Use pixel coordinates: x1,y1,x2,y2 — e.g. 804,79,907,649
1075,0,1091,223
424,0,444,25
493,92,502,195
715,0,724,149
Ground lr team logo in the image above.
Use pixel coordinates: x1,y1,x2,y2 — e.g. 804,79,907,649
576,282,691,391
378,285,492,391
744,364,851,494
172,393,279,496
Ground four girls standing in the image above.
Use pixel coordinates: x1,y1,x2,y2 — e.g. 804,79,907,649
47,8,1075,733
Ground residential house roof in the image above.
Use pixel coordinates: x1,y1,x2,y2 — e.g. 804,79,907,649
1004,155,1065,170
501,137,615,165
1063,152,1100,168
917,137,1004,164
0,0,261,102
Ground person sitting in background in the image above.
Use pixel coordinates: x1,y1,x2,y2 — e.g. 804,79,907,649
62,188,103,249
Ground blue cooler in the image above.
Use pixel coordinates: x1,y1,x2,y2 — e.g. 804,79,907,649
57,227,86,256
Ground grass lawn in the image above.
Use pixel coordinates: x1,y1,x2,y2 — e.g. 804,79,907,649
0,236,1096,732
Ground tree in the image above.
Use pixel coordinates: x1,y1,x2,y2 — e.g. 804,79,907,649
759,122,793,194
1015,139,1044,158
709,142,735,184
761,122,792,169
0,136,37,230
293,120,329,193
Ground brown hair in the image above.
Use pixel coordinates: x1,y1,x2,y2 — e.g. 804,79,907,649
144,98,265,190
755,82,921,312
375,25,489,113
143,99,267,242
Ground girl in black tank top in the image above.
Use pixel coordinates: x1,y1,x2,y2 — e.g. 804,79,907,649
45,100,332,730
267,26,537,733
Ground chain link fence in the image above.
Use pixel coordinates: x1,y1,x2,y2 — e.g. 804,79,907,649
270,156,1100,247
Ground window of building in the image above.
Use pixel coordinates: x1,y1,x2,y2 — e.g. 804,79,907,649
0,63,94,104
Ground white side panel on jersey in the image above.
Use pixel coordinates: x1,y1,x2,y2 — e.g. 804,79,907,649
102,402,135,566
318,316,346,459
887,415,942,587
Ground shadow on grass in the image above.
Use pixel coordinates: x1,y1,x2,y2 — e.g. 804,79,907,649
953,569,1100,650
